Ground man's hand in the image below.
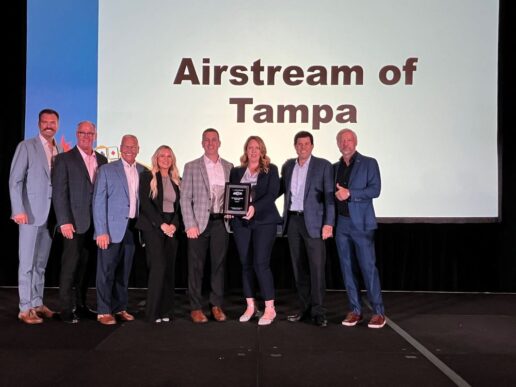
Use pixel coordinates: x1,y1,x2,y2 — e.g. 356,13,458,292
11,213,28,225
186,227,200,239
322,225,333,240
96,234,110,250
60,223,76,239
335,183,350,201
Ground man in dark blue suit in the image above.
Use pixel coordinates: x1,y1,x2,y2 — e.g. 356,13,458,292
52,121,108,323
334,128,386,329
281,131,335,327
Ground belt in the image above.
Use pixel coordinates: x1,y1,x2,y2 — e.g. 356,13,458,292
209,213,224,220
127,217,137,228
288,211,304,216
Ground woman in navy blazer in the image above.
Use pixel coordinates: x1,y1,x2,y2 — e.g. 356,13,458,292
136,145,182,323
230,136,281,325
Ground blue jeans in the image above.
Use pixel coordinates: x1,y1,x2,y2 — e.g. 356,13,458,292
335,216,384,315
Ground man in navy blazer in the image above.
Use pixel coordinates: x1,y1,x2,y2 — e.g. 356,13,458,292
52,121,108,323
9,108,62,324
280,131,334,327
334,128,386,329
92,134,146,325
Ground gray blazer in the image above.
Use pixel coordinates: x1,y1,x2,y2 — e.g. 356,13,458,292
281,155,335,238
92,159,146,243
9,136,63,226
52,146,108,234
180,156,233,234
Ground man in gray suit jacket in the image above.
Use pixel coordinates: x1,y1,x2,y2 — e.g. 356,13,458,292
280,131,335,327
9,108,62,324
180,128,233,323
92,134,146,325
52,121,108,323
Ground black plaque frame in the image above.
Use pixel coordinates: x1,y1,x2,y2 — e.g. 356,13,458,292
223,183,251,215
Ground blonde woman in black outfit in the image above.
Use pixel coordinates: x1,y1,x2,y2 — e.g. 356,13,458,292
136,145,181,323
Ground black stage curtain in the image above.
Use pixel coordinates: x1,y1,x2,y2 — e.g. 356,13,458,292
2,1,514,292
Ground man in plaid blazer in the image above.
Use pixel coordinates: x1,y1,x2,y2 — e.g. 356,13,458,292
180,128,233,323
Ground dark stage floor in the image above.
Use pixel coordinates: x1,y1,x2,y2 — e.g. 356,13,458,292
0,288,515,387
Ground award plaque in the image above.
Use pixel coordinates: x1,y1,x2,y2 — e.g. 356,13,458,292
224,183,251,215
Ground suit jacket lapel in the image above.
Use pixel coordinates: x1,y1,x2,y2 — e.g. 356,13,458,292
349,152,361,184
34,137,51,178
72,146,92,184
115,160,130,198
304,158,316,199
155,171,164,208
199,157,210,191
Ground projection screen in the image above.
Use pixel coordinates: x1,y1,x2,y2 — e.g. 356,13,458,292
25,0,500,222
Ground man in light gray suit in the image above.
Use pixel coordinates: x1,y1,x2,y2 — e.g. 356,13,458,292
180,128,233,323
280,131,335,327
9,108,62,324
92,134,146,325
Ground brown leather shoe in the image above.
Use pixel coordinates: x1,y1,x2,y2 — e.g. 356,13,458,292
341,311,363,327
211,306,227,322
18,309,43,324
34,305,55,319
190,309,208,323
368,314,386,329
115,311,135,321
97,314,117,325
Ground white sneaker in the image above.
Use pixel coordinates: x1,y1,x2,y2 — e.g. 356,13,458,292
155,318,162,323
239,309,262,322
258,309,276,326
161,317,170,323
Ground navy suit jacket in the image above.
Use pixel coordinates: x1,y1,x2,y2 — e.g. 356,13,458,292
229,164,282,226
52,146,108,234
280,155,335,238
333,152,381,231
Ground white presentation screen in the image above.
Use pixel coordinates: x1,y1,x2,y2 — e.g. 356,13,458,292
26,0,500,221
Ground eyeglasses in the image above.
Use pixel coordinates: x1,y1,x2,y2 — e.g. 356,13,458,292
77,131,95,137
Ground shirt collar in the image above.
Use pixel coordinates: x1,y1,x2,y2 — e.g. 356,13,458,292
77,146,95,158
340,152,357,165
203,154,220,165
296,155,312,167
121,158,136,168
39,134,55,147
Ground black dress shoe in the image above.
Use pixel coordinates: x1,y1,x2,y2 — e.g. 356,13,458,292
313,315,328,327
61,313,79,324
75,306,97,320
287,310,311,322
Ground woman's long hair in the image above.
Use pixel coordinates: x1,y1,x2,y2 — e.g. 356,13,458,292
239,135,270,173
149,145,180,199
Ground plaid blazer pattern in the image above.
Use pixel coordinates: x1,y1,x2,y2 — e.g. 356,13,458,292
180,156,233,233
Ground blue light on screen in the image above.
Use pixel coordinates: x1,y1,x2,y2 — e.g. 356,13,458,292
25,0,98,148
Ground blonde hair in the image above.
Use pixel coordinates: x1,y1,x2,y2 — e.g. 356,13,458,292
239,135,270,173
149,145,181,199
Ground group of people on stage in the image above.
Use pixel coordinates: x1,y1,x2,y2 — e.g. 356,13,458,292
8,108,386,329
